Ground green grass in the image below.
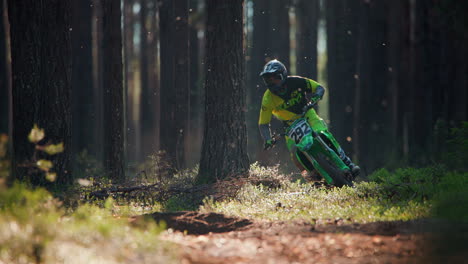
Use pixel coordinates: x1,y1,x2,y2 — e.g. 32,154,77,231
200,181,431,222
200,164,467,223
0,183,177,264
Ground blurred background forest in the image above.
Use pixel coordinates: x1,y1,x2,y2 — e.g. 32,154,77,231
0,0,467,185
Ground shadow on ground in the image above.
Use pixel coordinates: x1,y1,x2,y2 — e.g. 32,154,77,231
131,211,253,235
130,211,468,263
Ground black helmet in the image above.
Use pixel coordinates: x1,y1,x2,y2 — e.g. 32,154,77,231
259,59,288,86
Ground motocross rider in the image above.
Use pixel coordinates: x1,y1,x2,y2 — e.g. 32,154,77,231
258,59,360,180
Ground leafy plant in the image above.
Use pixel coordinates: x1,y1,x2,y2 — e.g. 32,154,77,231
27,124,65,182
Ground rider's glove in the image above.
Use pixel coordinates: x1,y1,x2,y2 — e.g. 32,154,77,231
263,139,275,150
305,92,321,104
306,86,324,104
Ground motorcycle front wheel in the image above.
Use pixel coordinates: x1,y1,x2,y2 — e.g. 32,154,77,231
314,153,354,187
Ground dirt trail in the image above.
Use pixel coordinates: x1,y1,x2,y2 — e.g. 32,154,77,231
130,211,468,264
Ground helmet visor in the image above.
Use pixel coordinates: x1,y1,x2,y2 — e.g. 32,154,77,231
262,73,282,87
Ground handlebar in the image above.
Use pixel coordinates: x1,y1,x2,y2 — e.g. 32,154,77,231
301,101,317,116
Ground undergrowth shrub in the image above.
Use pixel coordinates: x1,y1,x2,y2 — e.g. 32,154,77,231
200,180,431,222
368,166,445,201
135,152,176,185
202,163,432,222
369,121,468,221
432,171,468,222
0,183,61,263
0,182,175,263
443,121,468,171
369,166,468,222
248,162,291,188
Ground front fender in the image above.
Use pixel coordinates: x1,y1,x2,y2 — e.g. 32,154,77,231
297,134,313,152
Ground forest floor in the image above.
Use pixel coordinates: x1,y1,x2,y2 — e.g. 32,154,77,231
3,164,468,263
131,211,468,264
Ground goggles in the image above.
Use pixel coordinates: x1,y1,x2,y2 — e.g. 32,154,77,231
262,73,282,86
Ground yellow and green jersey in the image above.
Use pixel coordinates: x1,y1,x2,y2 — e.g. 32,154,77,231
258,76,323,125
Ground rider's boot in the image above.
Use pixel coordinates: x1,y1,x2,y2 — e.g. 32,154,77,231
338,149,360,179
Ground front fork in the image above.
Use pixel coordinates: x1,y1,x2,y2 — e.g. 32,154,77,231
294,131,350,185
313,131,349,171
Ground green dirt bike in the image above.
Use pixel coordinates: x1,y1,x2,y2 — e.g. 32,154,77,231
275,103,354,187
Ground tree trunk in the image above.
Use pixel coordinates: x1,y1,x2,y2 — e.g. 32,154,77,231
123,0,140,164
198,0,249,183
159,0,177,170
0,0,9,134
295,0,319,79
159,0,190,170
269,1,290,69
407,0,423,163
407,0,436,165
246,0,268,162
438,2,468,123
187,0,204,168
139,0,159,160
139,0,149,160
325,0,359,160
431,1,468,161
147,0,160,155
268,1,291,166
101,0,125,182
71,0,94,158
173,0,190,169
8,0,72,185
92,0,105,164
353,0,370,169
247,0,291,166
366,0,390,171
386,0,409,165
